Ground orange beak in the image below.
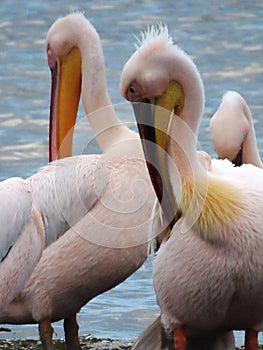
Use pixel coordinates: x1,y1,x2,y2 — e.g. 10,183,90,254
132,81,184,227
47,46,82,162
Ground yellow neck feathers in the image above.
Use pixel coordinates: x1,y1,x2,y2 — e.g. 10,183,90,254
180,174,243,239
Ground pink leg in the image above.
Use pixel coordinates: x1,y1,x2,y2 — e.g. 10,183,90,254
245,329,258,350
173,327,186,350
38,318,54,350
64,314,81,350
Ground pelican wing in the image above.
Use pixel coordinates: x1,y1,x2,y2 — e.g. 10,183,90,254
28,155,104,245
0,178,32,262
0,178,45,310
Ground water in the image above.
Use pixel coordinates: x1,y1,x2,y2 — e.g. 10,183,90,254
0,0,263,346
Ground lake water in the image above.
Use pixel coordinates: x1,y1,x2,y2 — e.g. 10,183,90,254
1,0,263,346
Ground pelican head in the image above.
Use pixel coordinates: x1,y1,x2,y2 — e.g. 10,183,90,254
120,24,204,224
46,12,105,162
46,13,85,161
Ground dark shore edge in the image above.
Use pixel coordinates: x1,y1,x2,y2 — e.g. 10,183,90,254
0,335,132,349
0,335,261,349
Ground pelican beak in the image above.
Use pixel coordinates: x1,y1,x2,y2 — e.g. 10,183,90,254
133,81,184,226
48,46,82,162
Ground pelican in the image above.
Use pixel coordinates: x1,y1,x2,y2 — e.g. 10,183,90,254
0,178,44,312
0,13,157,350
120,24,263,350
131,91,261,350
131,152,235,350
210,90,262,167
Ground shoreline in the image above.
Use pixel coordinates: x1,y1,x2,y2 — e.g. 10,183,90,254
0,336,262,349
0,336,133,350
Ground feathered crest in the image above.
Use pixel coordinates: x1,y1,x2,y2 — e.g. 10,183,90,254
69,9,85,16
134,23,173,50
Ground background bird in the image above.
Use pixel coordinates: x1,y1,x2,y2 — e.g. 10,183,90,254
210,90,262,167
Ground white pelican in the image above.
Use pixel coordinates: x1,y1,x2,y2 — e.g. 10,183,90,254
120,24,263,350
132,91,261,350
0,178,44,312
210,90,262,347
131,153,235,350
210,90,262,167
132,91,262,350
0,13,157,350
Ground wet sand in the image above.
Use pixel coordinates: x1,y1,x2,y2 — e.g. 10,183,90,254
0,336,262,350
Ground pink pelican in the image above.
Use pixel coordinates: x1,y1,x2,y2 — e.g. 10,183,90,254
0,13,157,350
210,90,262,167
210,90,262,349
131,90,261,349
120,24,263,350
0,178,44,312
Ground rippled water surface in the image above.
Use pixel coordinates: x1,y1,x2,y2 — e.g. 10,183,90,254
1,0,263,346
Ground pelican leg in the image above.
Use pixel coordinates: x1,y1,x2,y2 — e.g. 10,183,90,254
173,327,186,350
64,313,81,350
244,329,258,350
39,318,54,350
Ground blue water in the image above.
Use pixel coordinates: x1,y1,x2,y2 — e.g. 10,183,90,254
1,0,263,346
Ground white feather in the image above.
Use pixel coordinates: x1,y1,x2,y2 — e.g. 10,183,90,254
134,23,173,50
